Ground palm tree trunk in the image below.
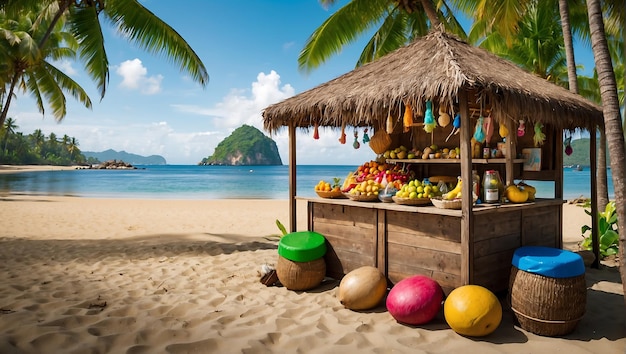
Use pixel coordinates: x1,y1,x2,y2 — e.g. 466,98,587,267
597,129,609,209
0,72,21,128
558,0,577,93
586,0,626,305
419,0,441,28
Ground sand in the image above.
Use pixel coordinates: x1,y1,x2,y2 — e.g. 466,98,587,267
0,192,624,353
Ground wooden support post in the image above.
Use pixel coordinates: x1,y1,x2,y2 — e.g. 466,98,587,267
459,90,473,286
289,123,297,233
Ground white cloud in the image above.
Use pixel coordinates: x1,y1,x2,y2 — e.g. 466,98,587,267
115,58,163,94
51,59,78,76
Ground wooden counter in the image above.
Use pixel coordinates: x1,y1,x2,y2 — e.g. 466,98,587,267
302,197,564,294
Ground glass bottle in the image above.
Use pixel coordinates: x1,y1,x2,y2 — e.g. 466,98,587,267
472,170,480,201
482,170,500,204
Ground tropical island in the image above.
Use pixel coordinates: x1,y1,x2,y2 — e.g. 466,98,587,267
199,124,282,166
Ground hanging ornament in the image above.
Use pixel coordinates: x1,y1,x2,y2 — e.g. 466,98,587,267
313,121,319,140
438,103,451,127
403,103,414,133
564,132,573,155
353,130,360,149
446,113,461,142
517,120,526,137
499,122,509,138
483,113,494,144
386,114,394,134
362,128,370,143
338,123,346,144
533,122,546,147
473,115,486,143
423,100,436,133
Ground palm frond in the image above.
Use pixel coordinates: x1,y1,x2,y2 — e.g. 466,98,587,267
298,0,389,74
43,61,92,111
104,0,208,87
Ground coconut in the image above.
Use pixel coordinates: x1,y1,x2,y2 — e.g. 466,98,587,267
338,266,387,310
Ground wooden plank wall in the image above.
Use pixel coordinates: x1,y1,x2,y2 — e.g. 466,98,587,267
386,211,462,293
311,203,378,279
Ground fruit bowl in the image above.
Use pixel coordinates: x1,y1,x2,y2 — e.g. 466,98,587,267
316,190,346,199
392,196,431,206
345,193,380,202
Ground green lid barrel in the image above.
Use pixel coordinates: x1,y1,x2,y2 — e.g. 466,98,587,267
278,231,327,262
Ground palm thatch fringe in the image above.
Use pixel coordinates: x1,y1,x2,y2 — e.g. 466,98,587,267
262,31,602,133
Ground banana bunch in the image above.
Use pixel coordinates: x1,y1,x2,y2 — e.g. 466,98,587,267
443,177,462,200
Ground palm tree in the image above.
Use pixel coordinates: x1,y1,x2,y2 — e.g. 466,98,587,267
67,136,78,161
0,8,92,127
586,0,626,303
1,0,208,103
1,116,17,156
30,128,44,154
299,0,466,73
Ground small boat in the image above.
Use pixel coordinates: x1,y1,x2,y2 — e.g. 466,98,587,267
573,164,583,171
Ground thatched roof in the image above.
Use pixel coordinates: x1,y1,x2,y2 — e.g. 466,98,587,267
262,31,603,133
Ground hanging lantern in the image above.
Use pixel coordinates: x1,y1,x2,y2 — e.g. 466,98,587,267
353,130,360,149
564,134,573,155
499,122,509,138
403,103,414,133
533,122,546,147
438,104,451,127
313,121,319,140
446,113,461,142
473,116,486,143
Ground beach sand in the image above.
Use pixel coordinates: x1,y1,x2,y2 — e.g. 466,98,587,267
0,194,623,353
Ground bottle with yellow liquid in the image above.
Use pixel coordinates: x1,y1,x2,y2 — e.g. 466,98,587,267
482,170,502,204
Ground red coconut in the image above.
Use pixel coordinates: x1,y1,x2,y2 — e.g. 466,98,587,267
386,275,443,325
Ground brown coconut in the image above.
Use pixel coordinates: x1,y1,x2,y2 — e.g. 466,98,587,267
338,266,388,310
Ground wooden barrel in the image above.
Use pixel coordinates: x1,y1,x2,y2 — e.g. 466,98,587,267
276,231,327,291
509,246,586,336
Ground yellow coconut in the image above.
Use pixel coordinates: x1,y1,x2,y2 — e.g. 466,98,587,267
444,285,502,337
338,266,387,310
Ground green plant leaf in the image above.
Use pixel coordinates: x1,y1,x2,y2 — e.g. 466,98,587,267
275,219,287,236
600,230,619,248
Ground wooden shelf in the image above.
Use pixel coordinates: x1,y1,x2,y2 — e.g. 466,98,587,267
386,158,526,164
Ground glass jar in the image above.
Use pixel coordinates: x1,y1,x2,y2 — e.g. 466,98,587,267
482,170,502,203
472,170,480,201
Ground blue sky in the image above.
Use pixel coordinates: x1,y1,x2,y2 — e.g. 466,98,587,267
7,1,596,165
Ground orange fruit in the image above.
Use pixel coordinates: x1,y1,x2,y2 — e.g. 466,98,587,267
444,285,502,337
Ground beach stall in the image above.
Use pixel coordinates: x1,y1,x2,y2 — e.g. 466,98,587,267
262,31,604,294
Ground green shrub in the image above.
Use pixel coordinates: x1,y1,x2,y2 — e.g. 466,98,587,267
581,201,619,258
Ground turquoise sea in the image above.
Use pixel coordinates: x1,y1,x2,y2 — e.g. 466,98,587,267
0,165,615,200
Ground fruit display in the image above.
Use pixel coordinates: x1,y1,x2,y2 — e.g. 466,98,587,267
382,144,461,160
342,160,412,193
517,181,536,201
395,179,443,200
347,179,383,197
314,177,341,193
504,183,530,203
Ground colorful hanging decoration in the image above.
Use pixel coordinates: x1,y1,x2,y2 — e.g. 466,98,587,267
403,103,413,133
353,130,360,149
533,122,546,147
362,128,370,143
499,122,509,138
438,103,451,127
564,132,573,155
338,123,347,144
313,121,319,140
483,113,494,144
423,100,436,133
473,115,486,143
517,120,526,137
446,113,461,142
386,114,394,134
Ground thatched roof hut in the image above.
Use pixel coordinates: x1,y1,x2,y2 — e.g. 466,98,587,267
262,31,602,132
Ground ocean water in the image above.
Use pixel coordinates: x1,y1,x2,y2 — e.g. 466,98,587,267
0,164,614,200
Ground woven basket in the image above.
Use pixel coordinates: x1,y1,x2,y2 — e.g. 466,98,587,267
369,130,392,154
431,195,478,209
316,190,346,199
392,196,431,205
345,193,380,202
276,255,326,291
509,266,586,336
